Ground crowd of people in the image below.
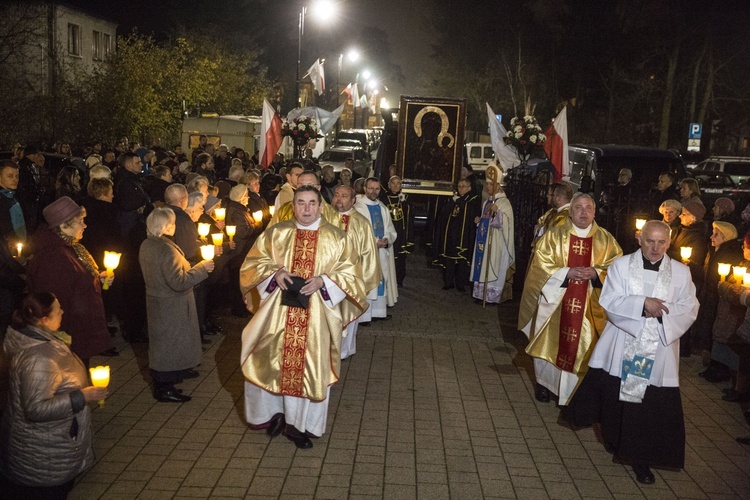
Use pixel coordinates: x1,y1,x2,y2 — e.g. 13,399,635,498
1,135,750,494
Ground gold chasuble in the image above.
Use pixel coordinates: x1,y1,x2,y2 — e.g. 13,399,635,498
521,219,622,374
239,219,366,401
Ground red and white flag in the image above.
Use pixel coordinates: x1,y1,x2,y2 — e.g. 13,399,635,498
304,59,325,95
544,107,569,182
259,99,282,169
342,83,353,104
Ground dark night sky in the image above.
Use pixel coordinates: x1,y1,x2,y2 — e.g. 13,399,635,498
64,0,438,100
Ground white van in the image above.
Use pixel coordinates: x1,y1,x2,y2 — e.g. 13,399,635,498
181,115,262,155
465,142,495,174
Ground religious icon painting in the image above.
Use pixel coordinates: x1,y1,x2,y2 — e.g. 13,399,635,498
396,96,466,195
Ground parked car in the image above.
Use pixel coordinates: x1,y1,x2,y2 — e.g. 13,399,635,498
693,156,750,186
336,138,362,149
465,142,495,176
692,171,750,213
317,146,372,178
337,129,371,152
567,144,687,201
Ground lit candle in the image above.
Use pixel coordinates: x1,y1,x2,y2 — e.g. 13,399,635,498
269,206,276,216
197,223,211,241
680,247,692,261
200,244,215,261
226,225,236,242
214,207,226,221
734,266,747,282
16,242,22,258
102,251,121,291
211,233,224,246
252,210,263,222
89,365,110,406
744,273,750,288
717,263,731,281
635,219,646,230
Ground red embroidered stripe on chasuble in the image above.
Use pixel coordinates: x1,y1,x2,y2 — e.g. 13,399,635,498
280,229,318,396
556,235,592,371
340,214,350,232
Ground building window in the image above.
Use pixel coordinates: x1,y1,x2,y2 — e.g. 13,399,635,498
67,23,81,56
103,33,112,61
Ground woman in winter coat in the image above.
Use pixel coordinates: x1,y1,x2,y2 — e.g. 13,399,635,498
139,207,213,403
26,196,115,366
0,292,108,499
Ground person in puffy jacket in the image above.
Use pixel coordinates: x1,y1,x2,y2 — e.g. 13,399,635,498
0,292,108,499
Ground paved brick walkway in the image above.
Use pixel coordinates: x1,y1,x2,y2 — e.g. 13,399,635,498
70,252,750,499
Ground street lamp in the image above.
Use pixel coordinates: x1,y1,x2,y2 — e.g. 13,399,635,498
336,49,360,134
297,1,337,108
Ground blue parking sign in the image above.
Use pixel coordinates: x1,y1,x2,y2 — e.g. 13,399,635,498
689,123,702,139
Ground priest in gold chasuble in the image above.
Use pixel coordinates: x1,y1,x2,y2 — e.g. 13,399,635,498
239,186,366,449
266,170,342,230
519,193,622,405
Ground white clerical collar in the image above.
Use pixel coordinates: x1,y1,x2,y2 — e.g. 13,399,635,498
296,217,322,230
557,203,570,212
360,196,379,205
573,223,592,237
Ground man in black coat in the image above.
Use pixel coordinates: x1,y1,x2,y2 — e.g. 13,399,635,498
114,152,150,238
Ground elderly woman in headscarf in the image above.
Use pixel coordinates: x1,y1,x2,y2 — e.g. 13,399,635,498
26,197,115,366
693,221,743,379
713,231,750,402
139,207,214,403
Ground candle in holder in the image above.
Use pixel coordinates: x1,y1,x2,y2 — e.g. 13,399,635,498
102,251,122,291
226,225,236,242
252,210,263,222
680,247,692,261
635,219,647,230
214,207,226,221
744,273,750,288
197,223,211,241
211,233,224,246
16,242,23,259
734,266,747,282
200,244,215,261
89,365,110,406
269,206,276,216
717,263,731,281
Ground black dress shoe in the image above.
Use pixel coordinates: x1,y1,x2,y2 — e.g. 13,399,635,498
633,464,655,484
737,436,750,445
201,338,212,345
154,387,192,403
101,348,119,357
359,322,371,327
206,320,222,333
372,315,392,322
535,384,550,403
266,413,285,437
283,426,313,449
182,369,200,379
703,369,731,383
202,324,218,335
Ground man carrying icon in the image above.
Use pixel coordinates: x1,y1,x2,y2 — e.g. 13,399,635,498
239,186,366,449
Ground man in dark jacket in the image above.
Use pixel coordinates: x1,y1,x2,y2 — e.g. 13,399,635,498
380,175,414,287
17,146,47,233
0,160,26,246
114,152,149,238
142,165,173,206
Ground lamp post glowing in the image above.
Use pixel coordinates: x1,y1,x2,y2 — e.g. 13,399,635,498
717,263,731,281
214,207,226,221
211,233,224,246
102,251,121,291
197,223,211,242
89,365,110,406
297,1,337,108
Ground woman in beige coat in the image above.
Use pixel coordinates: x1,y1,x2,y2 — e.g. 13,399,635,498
1,292,107,499
139,207,214,403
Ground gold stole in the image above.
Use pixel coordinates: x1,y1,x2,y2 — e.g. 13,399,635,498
280,229,318,396
556,236,592,371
